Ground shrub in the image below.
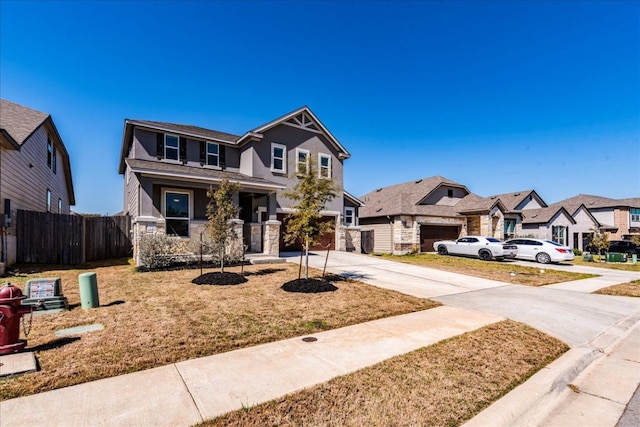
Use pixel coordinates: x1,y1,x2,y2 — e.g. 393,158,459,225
572,248,582,256
137,233,195,269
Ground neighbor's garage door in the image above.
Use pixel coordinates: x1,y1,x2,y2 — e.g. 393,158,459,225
278,214,336,251
420,225,460,252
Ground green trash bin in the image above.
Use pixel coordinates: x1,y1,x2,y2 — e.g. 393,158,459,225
606,253,623,263
633,254,638,265
78,272,100,309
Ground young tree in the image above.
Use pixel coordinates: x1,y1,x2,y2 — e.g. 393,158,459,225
282,156,337,279
589,226,609,260
206,179,240,273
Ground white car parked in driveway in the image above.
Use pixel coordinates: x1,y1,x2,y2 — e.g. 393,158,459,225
433,236,518,261
505,238,575,264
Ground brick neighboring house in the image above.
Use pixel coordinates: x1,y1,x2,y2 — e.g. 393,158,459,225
118,106,363,264
359,176,638,254
551,195,640,251
0,99,76,266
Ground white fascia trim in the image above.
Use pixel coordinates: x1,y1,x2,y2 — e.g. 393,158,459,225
278,208,341,216
131,167,286,190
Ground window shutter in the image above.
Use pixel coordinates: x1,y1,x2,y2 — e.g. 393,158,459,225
179,137,187,163
220,145,226,168
200,141,205,166
156,133,164,159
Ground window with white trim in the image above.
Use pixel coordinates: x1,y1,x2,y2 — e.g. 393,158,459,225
58,198,62,213
344,207,355,227
296,148,309,175
552,226,567,246
631,208,640,222
47,136,56,173
271,143,286,173
46,189,52,212
206,142,219,167
164,190,190,237
164,134,180,161
319,153,331,178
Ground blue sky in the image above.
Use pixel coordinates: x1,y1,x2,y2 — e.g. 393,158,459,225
1,0,638,215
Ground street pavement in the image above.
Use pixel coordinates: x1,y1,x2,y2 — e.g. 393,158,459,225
1,251,638,426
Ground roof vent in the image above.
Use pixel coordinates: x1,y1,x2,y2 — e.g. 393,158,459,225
490,196,496,199
376,188,382,192
531,214,537,218
415,179,422,184
514,192,520,196
376,207,382,212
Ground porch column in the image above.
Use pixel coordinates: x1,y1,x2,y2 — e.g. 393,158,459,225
267,193,278,221
230,219,245,258
263,220,281,256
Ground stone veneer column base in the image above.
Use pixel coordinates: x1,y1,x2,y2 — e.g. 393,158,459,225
263,220,281,256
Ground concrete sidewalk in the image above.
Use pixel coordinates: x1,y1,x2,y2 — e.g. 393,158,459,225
0,306,504,426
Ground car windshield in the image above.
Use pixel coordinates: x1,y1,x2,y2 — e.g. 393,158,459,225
545,240,562,246
486,238,500,242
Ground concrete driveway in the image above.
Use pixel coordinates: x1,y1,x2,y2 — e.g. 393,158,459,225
292,251,640,348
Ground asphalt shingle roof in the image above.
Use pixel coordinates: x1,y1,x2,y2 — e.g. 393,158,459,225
128,120,242,144
0,99,49,145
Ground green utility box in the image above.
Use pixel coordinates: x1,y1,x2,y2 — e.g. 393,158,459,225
78,272,100,309
606,253,624,263
23,277,69,312
633,254,638,265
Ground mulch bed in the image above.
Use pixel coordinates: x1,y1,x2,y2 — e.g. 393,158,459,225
281,278,338,293
192,272,248,286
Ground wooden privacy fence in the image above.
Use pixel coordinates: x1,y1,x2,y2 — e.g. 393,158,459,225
16,210,131,264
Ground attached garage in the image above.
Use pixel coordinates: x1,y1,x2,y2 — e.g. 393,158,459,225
420,225,460,252
278,214,336,251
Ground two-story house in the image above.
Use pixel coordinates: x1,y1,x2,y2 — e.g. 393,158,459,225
0,99,76,265
118,106,362,264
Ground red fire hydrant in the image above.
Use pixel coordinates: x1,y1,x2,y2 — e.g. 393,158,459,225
0,283,33,355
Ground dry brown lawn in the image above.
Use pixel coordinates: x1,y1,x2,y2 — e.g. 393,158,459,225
381,253,596,286
571,257,640,272
0,260,436,400
201,320,568,427
594,280,640,297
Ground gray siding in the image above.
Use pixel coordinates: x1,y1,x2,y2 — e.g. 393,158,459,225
421,185,467,206
132,128,241,172
0,125,71,216
249,125,345,213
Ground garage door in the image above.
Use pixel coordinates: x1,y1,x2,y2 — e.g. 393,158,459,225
278,214,336,251
361,223,393,253
420,225,460,252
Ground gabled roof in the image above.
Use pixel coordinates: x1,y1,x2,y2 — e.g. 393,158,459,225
125,120,241,144
344,190,364,207
553,194,640,213
0,99,75,205
485,189,547,211
456,194,508,215
0,99,49,146
359,176,473,218
237,106,351,159
520,206,576,225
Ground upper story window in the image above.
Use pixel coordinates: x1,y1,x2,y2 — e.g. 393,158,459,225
296,148,309,175
319,153,331,178
271,143,286,173
447,189,453,198
206,142,219,167
47,136,57,173
631,208,640,222
164,135,180,161
344,207,355,227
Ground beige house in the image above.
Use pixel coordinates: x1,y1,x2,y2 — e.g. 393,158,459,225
0,99,75,265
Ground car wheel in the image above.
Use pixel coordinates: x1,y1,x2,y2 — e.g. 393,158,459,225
536,252,551,264
437,245,448,255
479,250,492,261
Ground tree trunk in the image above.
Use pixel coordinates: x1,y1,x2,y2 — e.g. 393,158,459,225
304,239,310,279
220,244,225,273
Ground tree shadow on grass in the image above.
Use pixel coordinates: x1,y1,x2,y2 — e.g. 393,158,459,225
27,336,81,352
281,278,338,293
243,268,287,277
192,272,248,286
